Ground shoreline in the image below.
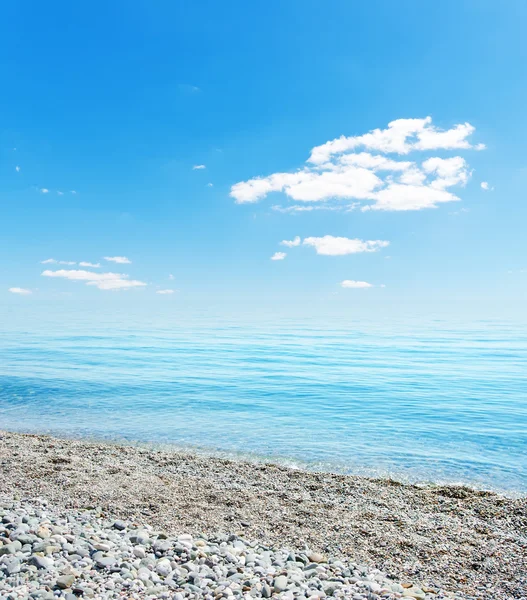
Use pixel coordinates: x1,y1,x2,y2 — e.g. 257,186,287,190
1,430,526,598
3,426,522,499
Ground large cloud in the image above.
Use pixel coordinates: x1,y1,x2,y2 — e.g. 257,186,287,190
230,117,482,211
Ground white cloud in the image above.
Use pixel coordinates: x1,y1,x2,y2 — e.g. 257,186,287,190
207,183,213,187
193,164,206,170
308,117,481,164
42,269,122,281
40,259,76,265
303,236,389,256
169,274,175,280
57,191,64,195
41,269,146,291
280,236,301,247
156,289,175,294
40,188,49,194
340,280,374,289
272,204,352,213
88,279,146,291
271,252,287,260
104,256,131,264
481,181,493,191
231,117,483,211
79,261,101,268
15,165,20,173
9,287,32,295
71,190,77,194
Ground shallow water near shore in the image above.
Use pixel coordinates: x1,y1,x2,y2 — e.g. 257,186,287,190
1,314,526,493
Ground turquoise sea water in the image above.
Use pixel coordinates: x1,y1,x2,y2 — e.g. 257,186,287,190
1,316,526,494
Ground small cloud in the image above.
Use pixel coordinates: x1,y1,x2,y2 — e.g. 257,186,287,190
168,274,175,280
57,191,64,195
15,165,20,173
179,84,200,93
271,252,287,260
449,207,470,215
156,289,175,295
193,164,206,170
481,181,493,191
41,259,76,265
104,256,131,264
207,183,214,187
280,236,301,247
303,236,389,256
88,279,146,291
341,280,374,289
40,188,49,194
9,287,32,295
71,190,77,194
79,261,101,268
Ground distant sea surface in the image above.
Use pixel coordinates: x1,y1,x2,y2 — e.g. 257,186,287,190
1,316,526,494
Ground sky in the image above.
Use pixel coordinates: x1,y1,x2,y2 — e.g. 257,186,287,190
1,0,526,322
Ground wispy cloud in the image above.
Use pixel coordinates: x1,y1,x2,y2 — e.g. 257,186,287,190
231,117,483,211
207,182,214,187
193,164,206,170
57,191,64,195
179,84,200,93
340,280,375,289
481,181,493,191
41,269,146,291
156,289,175,295
40,188,49,194
303,236,389,256
168,274,175,280
40,259,76,265
15,166,20,173
280,236,301,247
79,261,101,268
104,256,131,264
271,252,287,260
9,287,32,295
71,190,77,194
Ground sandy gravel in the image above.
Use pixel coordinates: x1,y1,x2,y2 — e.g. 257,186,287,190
0,431,525,598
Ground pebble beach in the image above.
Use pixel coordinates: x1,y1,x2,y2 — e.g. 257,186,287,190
0,431,525,600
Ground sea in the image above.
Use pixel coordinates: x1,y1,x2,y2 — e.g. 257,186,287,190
1,314,526,495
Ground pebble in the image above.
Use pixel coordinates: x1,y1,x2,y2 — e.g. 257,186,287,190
0,499,471,600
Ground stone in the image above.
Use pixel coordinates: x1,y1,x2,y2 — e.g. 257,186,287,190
274,575,289,592
95,556,117,569
56,574,76,589
307,552,327,564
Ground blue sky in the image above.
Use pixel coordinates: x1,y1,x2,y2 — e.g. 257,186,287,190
1,0,526,320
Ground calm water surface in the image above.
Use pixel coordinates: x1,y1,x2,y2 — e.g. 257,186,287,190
1,316,526,494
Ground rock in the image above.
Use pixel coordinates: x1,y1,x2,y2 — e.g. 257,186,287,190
0,540,21,555
274,575,289,592
156,558,172,576
56,574,76,589
308,552,327,563
37,526,51,539
95,556,117,569
402,588,426,599
30,555,53,569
